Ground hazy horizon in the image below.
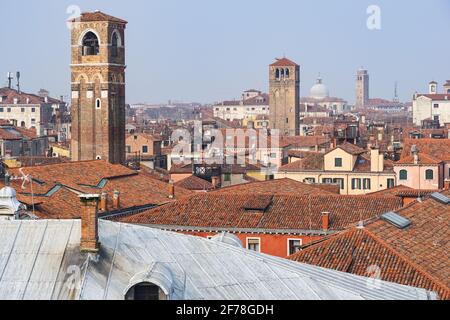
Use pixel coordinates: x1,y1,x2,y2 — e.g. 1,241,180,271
0,0,449,105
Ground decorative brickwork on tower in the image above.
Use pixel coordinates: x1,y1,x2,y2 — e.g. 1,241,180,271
70,11,127,164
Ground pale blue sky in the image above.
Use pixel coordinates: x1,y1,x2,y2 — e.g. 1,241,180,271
0,0,449,104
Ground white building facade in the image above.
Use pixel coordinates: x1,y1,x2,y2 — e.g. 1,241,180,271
413,81,450,126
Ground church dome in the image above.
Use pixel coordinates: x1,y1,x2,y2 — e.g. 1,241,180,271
310,76,329,100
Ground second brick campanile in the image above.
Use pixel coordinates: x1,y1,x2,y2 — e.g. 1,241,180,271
70,11,127,164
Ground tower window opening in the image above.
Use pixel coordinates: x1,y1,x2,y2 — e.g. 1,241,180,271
275,68,280,80
280,68,285,78
111,32,119,57
96,98,101,109
285,68,289,78
82,32,100,56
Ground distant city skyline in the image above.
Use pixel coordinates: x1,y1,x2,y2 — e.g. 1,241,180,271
0,0,449,104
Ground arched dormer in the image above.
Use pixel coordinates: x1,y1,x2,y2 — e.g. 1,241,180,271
124,263,175,300
81,31,100,56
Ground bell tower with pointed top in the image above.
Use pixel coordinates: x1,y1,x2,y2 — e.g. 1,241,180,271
70,11,127,164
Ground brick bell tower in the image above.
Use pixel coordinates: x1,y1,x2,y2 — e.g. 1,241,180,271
70,11,127,164
269,57,300,136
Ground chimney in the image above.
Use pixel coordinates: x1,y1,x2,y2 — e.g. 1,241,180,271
444,180,450,190
168,181,175,199
112,190,120,209
211,176,220,189
371,148,382,172
99,192,107,211
79,194,100,253
322,212,330,232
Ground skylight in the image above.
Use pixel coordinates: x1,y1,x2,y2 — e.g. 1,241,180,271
430,192,450,205
381,212,411,229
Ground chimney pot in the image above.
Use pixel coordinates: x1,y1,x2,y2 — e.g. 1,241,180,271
322,212,330,232
112,190,120,209
79,194,100,253
99,192,107,211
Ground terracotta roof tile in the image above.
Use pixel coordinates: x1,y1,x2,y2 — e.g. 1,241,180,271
401,139,450,162
174,175,214,191
71,11,127,24
212,178,337,195
117,193,402,232
4,160,193,219
289,193,450,299
270,57,299,67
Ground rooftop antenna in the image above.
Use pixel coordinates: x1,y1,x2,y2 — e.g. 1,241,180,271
16,71,21,93
393,81,399,103
7,72,13,89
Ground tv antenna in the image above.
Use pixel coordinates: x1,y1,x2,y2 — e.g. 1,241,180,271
16,71,21,93
7,72,13,89
393,81,399,103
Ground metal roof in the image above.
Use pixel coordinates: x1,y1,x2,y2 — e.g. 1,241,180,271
0,219,436,300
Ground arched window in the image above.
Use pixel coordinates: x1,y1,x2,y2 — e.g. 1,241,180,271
82,32,100,56
399,169,408,180
285,68,290,78
96,98,101,109
275,68,280,80
125,282,167,300
20,121,26,127
111,32,119,57
280,68,285,78
425,169,434,180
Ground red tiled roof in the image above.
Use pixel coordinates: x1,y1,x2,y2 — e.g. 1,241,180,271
117,193,402,232
366,185,439,198
401,139,450,162
289,193,450,299
280,136,330,149
4,160,193,219
396,153,443,165
71,11,127,24
334,142,366,155
270,57,299,67
0,87,61,105
174,175,214,191
279,152,324,171
212,178,338,195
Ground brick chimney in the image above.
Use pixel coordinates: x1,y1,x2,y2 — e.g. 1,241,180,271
112,191,120,209
79,194,100,253
99,192,107,212
322,212,330,232
168,181,175,199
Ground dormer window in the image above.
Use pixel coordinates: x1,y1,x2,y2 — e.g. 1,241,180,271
125,282,167,300
82,32,100,56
